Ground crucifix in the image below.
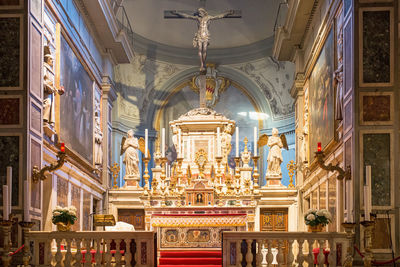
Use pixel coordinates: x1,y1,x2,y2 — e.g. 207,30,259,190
164,8,241,72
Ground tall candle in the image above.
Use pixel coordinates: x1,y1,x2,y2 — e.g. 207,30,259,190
161,128,165,157
217,127,221,157
365,165,372,221
165,163,168,177
145,129,148,157
24,180,30,221
254,127,258,156
187,136,191,159
7,166,12,211
178,129,182,157
235,127,239,157
3,185,9,220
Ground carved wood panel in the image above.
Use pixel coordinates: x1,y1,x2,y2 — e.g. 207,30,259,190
260,209,288,231
118,209,145,230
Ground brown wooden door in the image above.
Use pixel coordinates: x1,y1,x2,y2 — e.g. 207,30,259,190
118,209,145,230
260,209,288,231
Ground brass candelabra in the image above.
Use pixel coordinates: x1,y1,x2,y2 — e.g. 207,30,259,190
142,157,150,196
252,156,260,190
286,160,296,188
110,162,120,189
234,157,241,206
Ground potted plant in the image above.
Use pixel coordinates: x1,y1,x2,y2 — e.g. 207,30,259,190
52,206,77,231
304,209,332,232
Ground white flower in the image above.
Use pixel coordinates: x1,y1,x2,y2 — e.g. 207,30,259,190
53,211,61,217
306,214,316,221
316,210,325,217
68,206,77,212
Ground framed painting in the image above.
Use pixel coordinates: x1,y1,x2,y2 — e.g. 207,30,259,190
309,29,335,155
59,34,94,164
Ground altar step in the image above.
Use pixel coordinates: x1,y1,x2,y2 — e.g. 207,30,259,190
159,250,222,266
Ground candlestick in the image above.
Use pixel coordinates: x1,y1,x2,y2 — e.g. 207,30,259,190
3,185,9,220
254,127,257,156
364,165,372,221
6,167,11,213
142,157,150,196
178,128,182,157
145,129,148,157
236,127,239,157
317,142,322,152
162,128,165,157
24,180,30,221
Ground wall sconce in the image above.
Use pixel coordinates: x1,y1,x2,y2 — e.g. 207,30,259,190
32,143,67,183
315,142,351,180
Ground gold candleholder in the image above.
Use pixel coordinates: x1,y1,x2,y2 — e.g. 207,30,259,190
1,220,14,267
341,222,356,267
361,220,375,267
142,157,150,196
110,162,120,189
176,158,184,195
286,160,296,188
252,156,260,190
19,221,35,266
160,158,167,195
215,156,223,188
234,157,241,206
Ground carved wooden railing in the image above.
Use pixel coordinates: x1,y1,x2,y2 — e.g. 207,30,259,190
222,231,351,267
26,231,156,267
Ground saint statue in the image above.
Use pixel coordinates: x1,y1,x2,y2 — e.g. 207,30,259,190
94,116,103,167
221,124,233,165
43,45,57,126
258,128,288,176
121,130,140,178
171,8,234,71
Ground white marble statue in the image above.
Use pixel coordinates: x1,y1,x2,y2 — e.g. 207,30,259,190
267,128,284,176
171,8,234,71
43,46,57,126
121,129,140,178
221,124,233,165
94,116,103,166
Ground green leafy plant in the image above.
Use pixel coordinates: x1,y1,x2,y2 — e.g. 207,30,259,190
52,206,77,225
304,209,332,226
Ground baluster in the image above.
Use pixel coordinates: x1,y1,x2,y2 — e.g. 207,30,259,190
64,238,72,267
124,238,132,267
287,239,294,266
74,238,82,267
297,239,305,266
317,239,325,267
104,239,112,267
115,238,122,266
327,239,336,267
95,238,102,267
266,240,273,267
306,239,314,266
277,240,284,265
44,238,52,265
256,239,263,266
246,239,253,267
236,240,241,267
55,238,63,267
133,239,138,267
83,239,92,267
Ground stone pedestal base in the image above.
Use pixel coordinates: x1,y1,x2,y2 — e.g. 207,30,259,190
43,123,56,138
124,175,141,189
265,174,284,187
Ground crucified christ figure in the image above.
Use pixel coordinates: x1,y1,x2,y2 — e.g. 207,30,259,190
172,8,234,72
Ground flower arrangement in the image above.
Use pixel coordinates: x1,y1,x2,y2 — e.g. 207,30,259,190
52,206,77,230
304,209,332,227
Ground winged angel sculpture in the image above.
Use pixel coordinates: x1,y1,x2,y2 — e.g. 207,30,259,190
120,130,151,178
258,128,288,176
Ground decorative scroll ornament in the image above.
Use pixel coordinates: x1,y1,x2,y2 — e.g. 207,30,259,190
190,64,230,108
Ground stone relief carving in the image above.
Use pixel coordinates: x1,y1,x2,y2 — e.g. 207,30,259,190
230,58,295,119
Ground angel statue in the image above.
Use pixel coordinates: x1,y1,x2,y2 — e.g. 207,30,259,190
258,128,288,176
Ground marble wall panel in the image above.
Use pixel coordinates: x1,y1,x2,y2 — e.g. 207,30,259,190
0,0,20,5
344,99,352,132
372,217,391,249
0,17,20,88
344,19,352,95
71,184,81,231
30,23,42,98
30,139,41,209
363,133,391,206
362,10,391,84
0,136,19,206
361,94,391,123
328,178,336,232
30,103,41,133
56,176,68,207
82,190,91,230
0,98,20,125
31,0,42,22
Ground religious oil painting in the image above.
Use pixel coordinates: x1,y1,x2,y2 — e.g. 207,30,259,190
309,29,334,154
363,133,391,207
0,98,20,125
361,93,392,125
60,35,93,163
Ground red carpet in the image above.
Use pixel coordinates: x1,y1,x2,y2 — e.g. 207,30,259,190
159,250,222,267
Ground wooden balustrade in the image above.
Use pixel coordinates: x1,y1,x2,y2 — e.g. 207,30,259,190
25,231,156,267
222,231,350,267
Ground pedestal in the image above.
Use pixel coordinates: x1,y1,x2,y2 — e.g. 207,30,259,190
361,220,375,267
1,220,13,267
19,221,35,267
124,175,141,189
265,173,284,187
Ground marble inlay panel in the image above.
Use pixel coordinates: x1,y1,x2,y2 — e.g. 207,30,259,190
362,10,390,84
0,136,19,206
56,176,68,207
71,184,81,231
30,23,42,98
0,98,19,125
30,103,41,133
30,139,41,209
82,190,91,230
363,133,390,206
344,99,352,132
0,17,20,88
344,20,352,95
362,94,391,123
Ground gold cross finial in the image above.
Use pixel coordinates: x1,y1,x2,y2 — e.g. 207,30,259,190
111,162,120,189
